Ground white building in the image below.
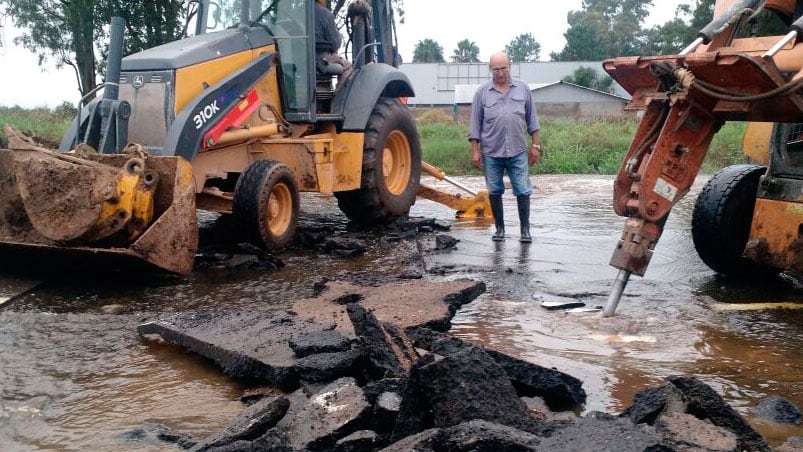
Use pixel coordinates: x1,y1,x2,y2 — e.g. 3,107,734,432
399,61,630,108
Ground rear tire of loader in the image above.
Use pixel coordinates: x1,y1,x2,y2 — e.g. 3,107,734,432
691,164,778,278
233,160,299,251
335,97,421,225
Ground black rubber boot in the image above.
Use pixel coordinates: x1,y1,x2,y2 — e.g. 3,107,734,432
489,194,505,241
517,195,531,243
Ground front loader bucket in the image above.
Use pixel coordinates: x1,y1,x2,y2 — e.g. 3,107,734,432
0,145,198,275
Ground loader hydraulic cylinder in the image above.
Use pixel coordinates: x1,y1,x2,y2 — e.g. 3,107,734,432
104,17,125,101
82,17,130,155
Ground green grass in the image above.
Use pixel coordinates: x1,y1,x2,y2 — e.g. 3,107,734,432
418,118,748,175
0,106,74,147
705,121,749,173
0,106,748,176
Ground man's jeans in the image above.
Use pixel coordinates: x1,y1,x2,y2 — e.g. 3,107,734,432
482,151,532,197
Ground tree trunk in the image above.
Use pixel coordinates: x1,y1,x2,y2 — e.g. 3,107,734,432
67,0,98,98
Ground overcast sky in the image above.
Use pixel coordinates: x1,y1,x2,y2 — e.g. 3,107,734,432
0,1,678,108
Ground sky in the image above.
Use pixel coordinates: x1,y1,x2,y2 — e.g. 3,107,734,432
0,0,679,108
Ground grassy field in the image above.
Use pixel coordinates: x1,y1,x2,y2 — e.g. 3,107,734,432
419,116,748,176
0,106,748,175
0,106,74,148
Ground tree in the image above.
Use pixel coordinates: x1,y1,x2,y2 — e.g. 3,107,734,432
108,1,185,56
550,21,607,61
552,0,652,61
3,0,102,99
505,33,541,62
562,66,614,92
0,4,5,48
1,0,187,100
451,39,479,63
641,2,710,55
638,0,783,56
642,17,695,55
413,38,444,63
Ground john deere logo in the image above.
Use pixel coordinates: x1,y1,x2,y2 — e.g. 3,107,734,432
133,75,145,88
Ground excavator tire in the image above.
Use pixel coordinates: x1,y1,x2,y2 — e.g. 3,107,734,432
233,159,299,251
692,164,779,278
335,97,421,224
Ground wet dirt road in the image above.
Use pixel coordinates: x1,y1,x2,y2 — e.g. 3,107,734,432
1,175,801,451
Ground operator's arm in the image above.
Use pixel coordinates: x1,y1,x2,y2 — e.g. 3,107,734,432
327,10,341,51
315,5,341,53
468,88,483,168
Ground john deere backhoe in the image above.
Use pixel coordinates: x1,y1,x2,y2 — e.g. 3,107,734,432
602,0,803,315
0,0,423,275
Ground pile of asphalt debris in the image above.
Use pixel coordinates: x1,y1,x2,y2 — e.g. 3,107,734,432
128,213,802,451
131,273,801,452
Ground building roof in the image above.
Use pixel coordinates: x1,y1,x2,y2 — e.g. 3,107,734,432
453,80,630,104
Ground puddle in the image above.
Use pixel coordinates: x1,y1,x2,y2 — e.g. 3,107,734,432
0,175,800,449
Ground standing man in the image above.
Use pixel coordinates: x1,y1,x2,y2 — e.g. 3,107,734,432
314,0,351,80
468,51,541,243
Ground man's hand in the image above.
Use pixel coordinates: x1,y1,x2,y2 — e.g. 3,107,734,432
529,144,541,166
472,148,482,169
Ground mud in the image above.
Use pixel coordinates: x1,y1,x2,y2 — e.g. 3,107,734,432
0,175,801,450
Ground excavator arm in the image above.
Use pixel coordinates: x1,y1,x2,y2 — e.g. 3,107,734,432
602,0,803,315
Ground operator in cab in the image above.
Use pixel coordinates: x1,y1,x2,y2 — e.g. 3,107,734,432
314,0,352,81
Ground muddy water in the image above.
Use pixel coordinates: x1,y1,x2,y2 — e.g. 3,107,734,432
0,175,801,450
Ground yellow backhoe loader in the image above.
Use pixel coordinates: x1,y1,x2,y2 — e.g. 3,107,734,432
601,0,803,315
0,0,489,275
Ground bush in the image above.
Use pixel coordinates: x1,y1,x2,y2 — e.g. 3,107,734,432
53,101,78,119
416,108,454,125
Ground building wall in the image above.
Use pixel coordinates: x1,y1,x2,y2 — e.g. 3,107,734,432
536,102,634,119
410,103,635,124
399,61,628,106
438,83,632,121
531,83,619,103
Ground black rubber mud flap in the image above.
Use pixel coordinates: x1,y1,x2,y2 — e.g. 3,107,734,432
691,164,778,277
335,97,421,225
233,160,299,251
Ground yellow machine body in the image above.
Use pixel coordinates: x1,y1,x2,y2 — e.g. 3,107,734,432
745,198,803,275
0,0,479,275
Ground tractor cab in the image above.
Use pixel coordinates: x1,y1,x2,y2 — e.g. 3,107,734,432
205,0,325,121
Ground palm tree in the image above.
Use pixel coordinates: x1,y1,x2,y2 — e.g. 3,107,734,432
413,38,445,63
451,39,480,63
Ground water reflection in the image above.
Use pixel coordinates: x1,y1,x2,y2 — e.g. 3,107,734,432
421,175,803,447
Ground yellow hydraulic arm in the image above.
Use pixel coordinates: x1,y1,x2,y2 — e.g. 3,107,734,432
417,161,492,219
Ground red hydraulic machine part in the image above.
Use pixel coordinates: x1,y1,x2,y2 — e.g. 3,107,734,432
601,0,803,316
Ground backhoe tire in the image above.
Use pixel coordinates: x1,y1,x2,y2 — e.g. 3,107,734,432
335,97,421,225
691,164,778,278
233,160,299,251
